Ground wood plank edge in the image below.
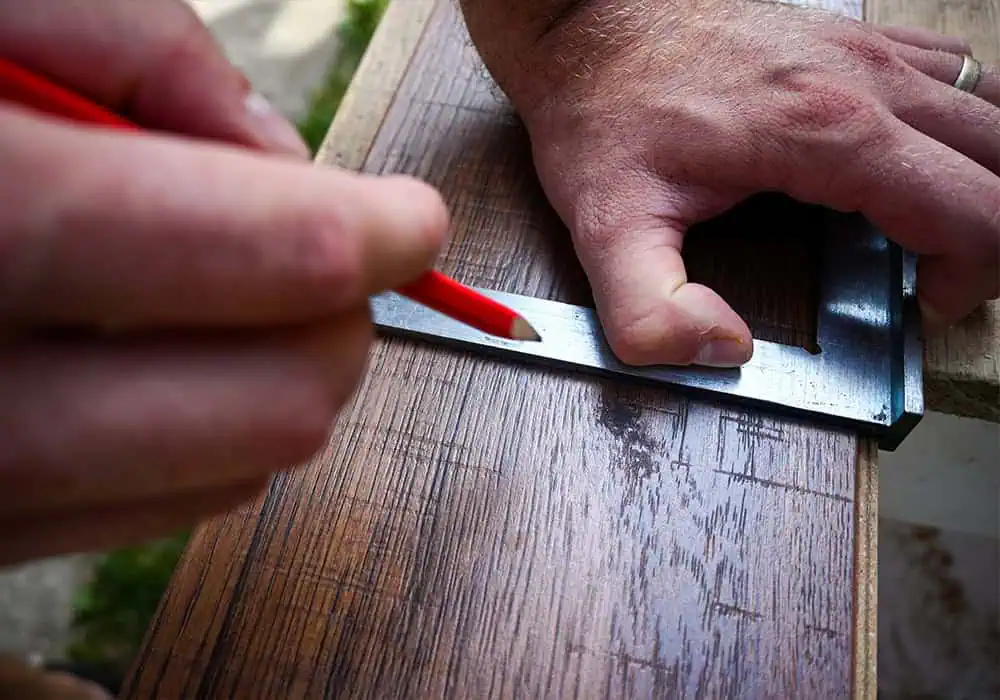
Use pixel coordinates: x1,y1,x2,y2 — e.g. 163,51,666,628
851,440,879,700
314,0,437,171
119,496,268,697
924,374,1000,424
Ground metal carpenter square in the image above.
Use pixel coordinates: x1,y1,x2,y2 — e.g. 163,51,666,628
370,213,923,451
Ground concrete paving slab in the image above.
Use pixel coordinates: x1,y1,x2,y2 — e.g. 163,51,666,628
189,0,346,119
0,555,97,659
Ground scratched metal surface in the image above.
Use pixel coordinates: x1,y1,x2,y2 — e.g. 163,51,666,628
371,212,923,451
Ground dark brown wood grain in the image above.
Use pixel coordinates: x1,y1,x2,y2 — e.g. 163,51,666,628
684,196,823,351
123,0,881,698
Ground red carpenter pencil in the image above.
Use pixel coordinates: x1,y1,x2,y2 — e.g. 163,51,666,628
398,270,539,341
0,57,138,131
0,57,541,342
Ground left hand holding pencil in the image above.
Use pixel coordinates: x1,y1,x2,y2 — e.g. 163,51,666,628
0,0,449,565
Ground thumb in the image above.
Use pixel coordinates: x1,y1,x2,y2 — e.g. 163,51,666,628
571,186,753,368
0,0,309,158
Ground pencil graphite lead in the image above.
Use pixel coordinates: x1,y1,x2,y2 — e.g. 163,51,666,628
510,317,541,342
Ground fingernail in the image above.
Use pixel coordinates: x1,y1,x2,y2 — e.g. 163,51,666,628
244,91,311,159
693,338,751,368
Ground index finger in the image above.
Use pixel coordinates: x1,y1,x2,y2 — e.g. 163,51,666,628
0,107,449,329
0,0,310,157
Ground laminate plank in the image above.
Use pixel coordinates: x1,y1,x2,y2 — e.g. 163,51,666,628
124,0,882,697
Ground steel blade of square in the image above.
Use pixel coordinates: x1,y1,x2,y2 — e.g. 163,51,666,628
370,214,923,451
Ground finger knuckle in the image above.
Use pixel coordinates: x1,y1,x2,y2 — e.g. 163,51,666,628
288,206,365,303
272,385,343,465
775,80,887,142
829,29,901,74
604,308,701,367
158,2,221,62
764,79,896,206
764,32,903,156
283,319,370,461
278,417,335,467
605,318,663,366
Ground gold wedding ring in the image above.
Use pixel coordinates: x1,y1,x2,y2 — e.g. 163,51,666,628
953,54,983,94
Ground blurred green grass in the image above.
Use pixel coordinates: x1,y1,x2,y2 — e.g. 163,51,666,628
297,0,390,154
65,0,390,676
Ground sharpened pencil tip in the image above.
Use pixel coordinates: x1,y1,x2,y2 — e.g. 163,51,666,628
510,317,541,342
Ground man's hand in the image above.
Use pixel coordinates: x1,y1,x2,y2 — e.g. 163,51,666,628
461,0,999,367
0,0,449,565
